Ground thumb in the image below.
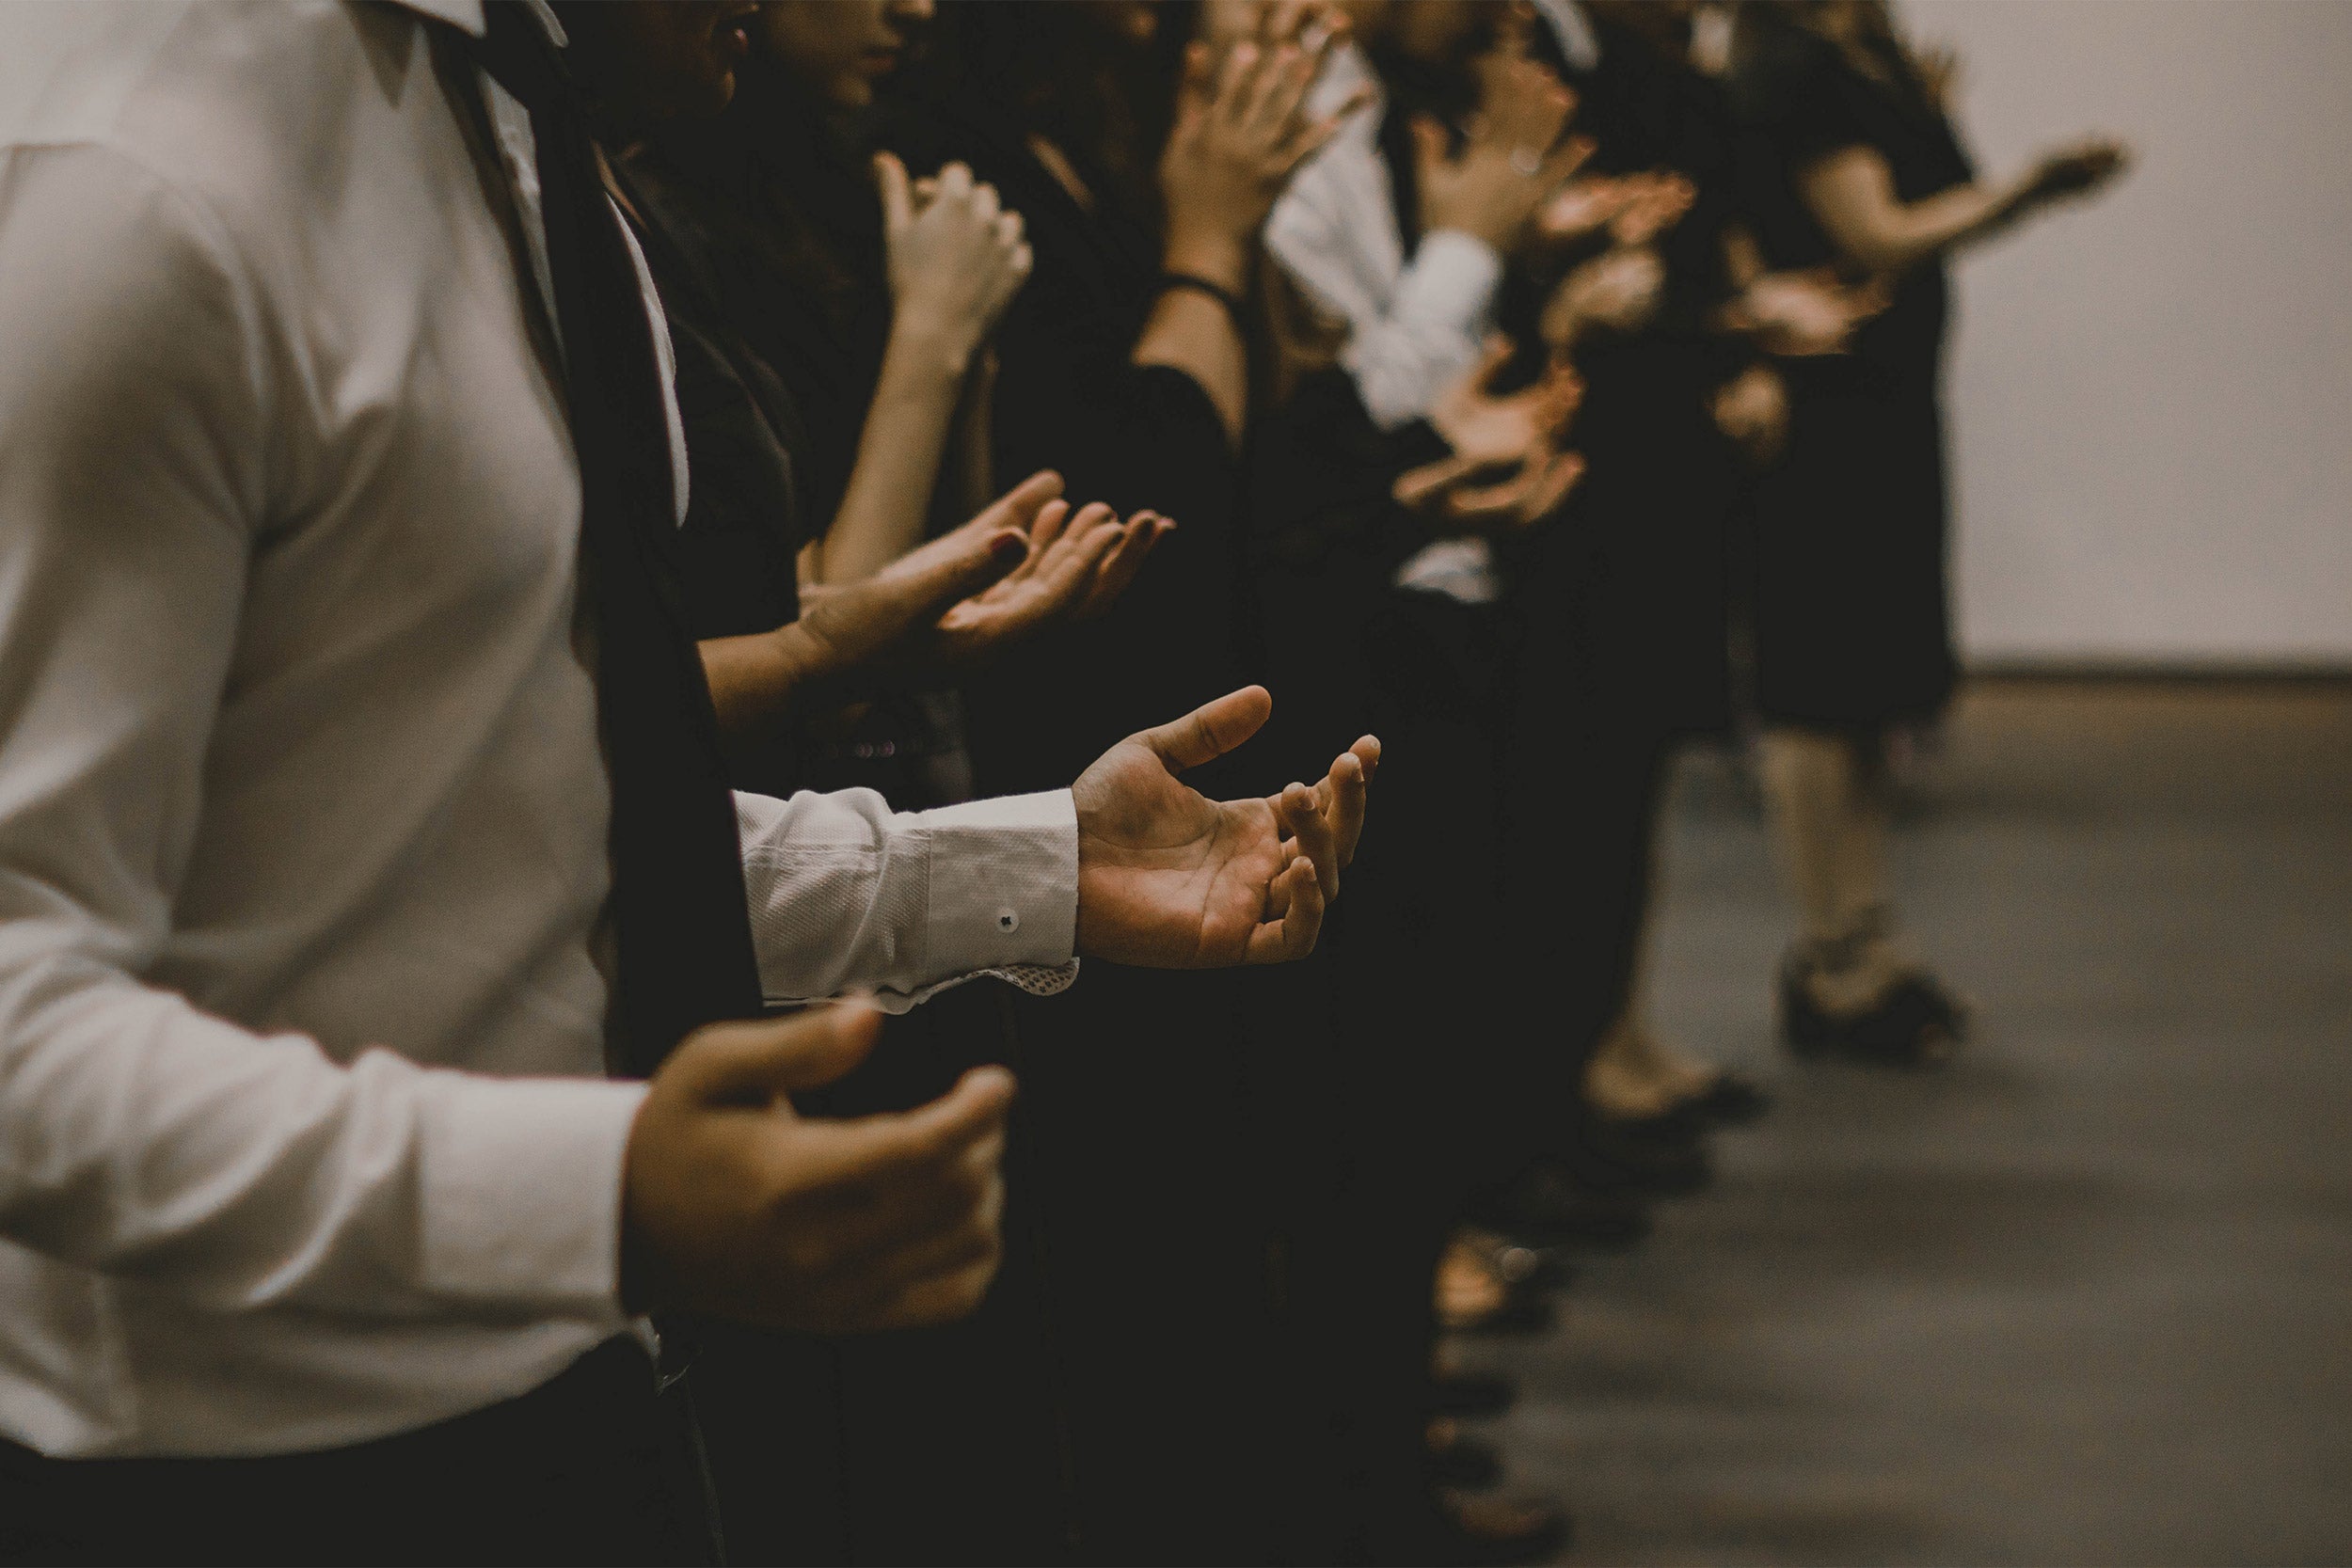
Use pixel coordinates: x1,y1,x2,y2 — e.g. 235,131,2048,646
1135,685,1274,772
874,150,914,235
967,468,1066,534
666,1001,884,1108
887,515,1033,618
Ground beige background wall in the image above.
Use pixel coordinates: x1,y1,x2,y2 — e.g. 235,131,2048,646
1906,0,2352,667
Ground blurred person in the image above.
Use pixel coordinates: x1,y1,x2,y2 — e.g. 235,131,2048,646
596,4,1171,1555
1728,0,2125,1062
1258,5,1603,1559
879,7,1379,1559
0,3,1375,1561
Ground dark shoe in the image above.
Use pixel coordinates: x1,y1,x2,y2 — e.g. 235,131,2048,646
1780,950,1969,1068
1683,1069,1771,1125
1469,1166,1652,1253
1425,1422,1503,1491
1429,1370,1518,1419
1560,1111,1713,1198
1426,1490,1571,1566
1442,1282,1555,1338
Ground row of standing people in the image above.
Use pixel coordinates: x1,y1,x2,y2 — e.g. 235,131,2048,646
588,0,2122,1561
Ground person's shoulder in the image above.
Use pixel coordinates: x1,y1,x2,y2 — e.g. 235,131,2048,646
4,2,425,238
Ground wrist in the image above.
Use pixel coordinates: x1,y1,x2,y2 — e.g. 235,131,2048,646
1161,230,1250,294
884,313,981,382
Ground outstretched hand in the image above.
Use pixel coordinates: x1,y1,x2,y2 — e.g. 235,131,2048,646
701,472,1168,744
1073,687,1379,968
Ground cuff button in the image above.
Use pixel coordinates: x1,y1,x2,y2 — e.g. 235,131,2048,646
995,907,1021,933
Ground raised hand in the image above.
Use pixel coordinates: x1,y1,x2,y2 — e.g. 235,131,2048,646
1415,53,1590,252
2026,136,2128,204
1161,25,1357,287
1072,687,1378,968
621,1003,1014,1333
877,153,1031,372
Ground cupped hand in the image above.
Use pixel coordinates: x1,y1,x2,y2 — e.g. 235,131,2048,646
1733,268,1888,356
767,472,1171,719
621,1002,1014,1333
1428,337,1582,470
1535,175,1629,245
1393,446,1585,534
878,153,1031,368
1608,170,1696,247
1073,687,1378,968
1541,245,1666,347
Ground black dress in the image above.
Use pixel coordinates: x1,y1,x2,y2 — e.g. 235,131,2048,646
884,87,1295,1566
1729,21,1977,730
617,110,1077,1566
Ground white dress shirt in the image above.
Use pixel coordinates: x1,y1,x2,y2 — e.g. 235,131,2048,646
1264,43,1509,605
0,0,1076,1459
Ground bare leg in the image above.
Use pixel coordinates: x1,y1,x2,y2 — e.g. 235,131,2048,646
1758,726,1904,1010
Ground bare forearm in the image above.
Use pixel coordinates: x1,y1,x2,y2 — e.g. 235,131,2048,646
700,628,817,751
814,331,967,585
1804,152,2035,277
1132,234,1248,448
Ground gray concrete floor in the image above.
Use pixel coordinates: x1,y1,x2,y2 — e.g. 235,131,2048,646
1459,680,2352,1567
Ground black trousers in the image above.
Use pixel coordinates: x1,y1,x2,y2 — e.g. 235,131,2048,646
0,1338,716,1567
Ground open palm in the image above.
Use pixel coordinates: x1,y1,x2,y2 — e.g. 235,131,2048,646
1072,688,1377,968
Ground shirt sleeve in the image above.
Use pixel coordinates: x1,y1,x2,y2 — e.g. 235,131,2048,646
1265,138,1502,432
0,142,643,1331
735,788,1080,1014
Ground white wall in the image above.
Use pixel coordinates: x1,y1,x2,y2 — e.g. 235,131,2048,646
1904,0,2352,668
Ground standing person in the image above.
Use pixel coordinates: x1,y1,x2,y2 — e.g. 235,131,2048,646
0,3,1375,1562
1262,4,1600,1558
599,4,1160,1557
1728,0,2124,1061
882,8,1362,1559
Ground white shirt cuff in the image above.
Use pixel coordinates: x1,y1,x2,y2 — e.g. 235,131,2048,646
914,789,1078,976
413,1066,647,1326
1396,229,1503,339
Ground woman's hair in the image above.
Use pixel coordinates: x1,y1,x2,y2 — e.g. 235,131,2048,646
901,1,1187,216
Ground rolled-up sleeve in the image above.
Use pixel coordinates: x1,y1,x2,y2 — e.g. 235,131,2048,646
735,788,1080,1012
0,143,641,1331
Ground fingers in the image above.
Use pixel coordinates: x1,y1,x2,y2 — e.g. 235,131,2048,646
668,1001,885,1108
1243,855,1326,964
1394,451,1483,510
1076,511,1171,618
969,469,1066,536
1275,780,1340,900
874,151,914,235
1025,497,1073,559
1318,737,1377,867
1538,133,1597,192
1134,685,1274,772
792,1063,1017,1196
